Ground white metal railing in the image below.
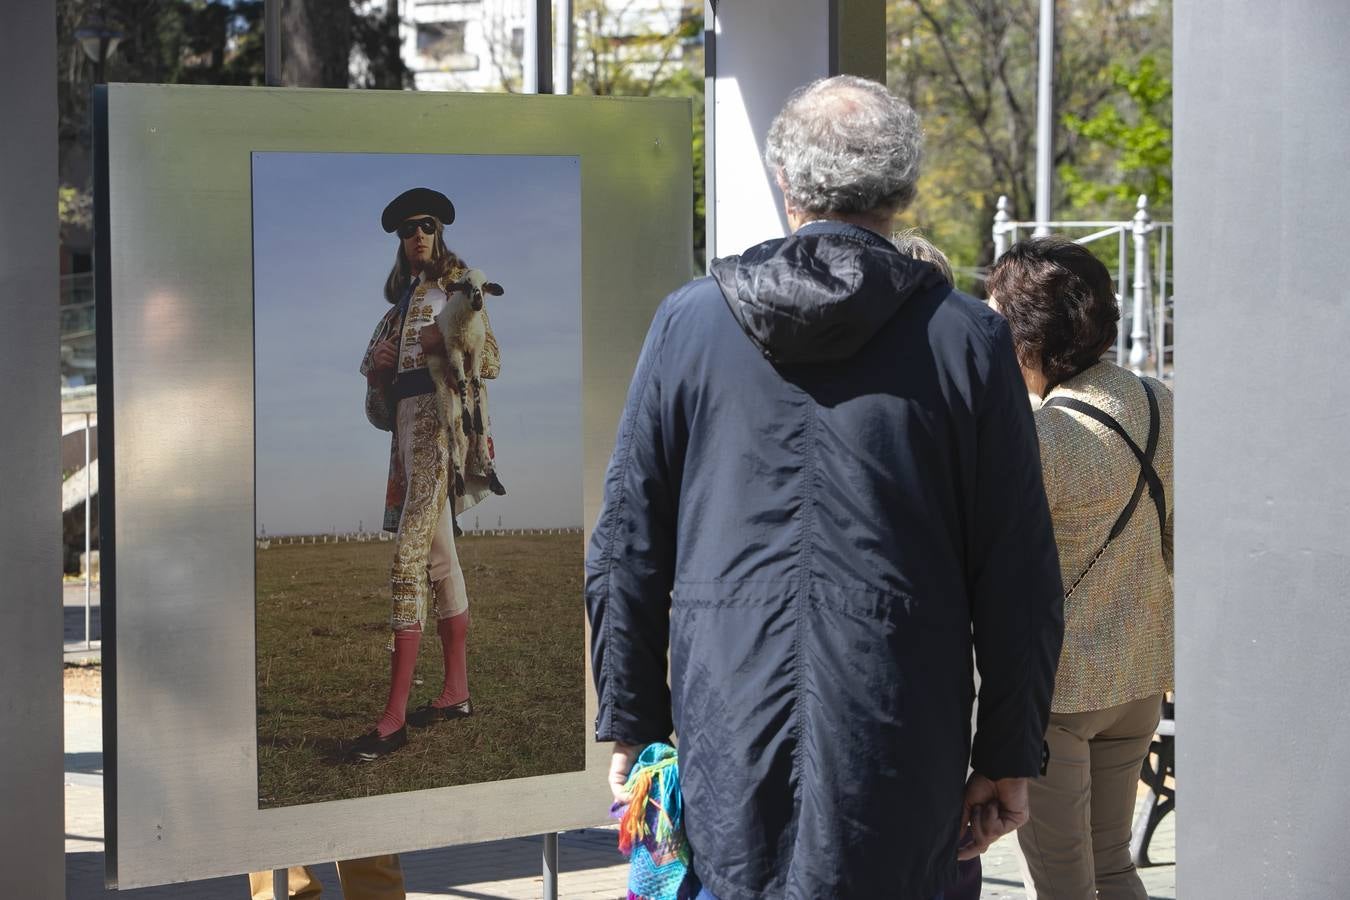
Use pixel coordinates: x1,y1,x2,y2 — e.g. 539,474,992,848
992,194,1173,380
61,411,98,652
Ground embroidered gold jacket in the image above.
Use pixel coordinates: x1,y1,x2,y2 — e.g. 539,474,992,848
359,270,501,531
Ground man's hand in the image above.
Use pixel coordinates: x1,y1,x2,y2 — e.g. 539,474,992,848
957,774,1030,861
420,323,447,358
368,337,399,381
608,741,643,805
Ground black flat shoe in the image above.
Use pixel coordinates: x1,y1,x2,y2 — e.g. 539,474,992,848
349,725,407,762
407,699,473,728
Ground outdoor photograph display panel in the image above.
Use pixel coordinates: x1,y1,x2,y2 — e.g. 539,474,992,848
96,83,691,888
252,152,584,807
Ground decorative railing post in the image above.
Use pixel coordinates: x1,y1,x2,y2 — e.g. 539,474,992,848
992,195,1011,261
1129,194,1153,373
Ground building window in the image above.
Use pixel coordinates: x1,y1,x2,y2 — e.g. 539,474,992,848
417,21,467,59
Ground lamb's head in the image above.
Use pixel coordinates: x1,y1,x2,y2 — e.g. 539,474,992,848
459,268,505,311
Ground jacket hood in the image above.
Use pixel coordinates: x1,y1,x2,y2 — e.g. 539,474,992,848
710,221,948,365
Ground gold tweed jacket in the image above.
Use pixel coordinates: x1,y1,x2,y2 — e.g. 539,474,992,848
1035,361,1174,714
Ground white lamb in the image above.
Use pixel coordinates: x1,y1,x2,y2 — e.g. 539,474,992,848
427,268,503,496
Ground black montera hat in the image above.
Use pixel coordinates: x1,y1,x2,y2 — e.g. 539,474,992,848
382,187,455,232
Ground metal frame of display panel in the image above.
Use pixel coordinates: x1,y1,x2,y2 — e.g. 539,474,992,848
95,82,692,889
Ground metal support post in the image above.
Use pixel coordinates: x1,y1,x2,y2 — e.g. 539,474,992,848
273,868,288,899
524,0,553,95
1032,0,1054,236
1116,228,1128,366
555,0,573,95
1156,226,1169,379
1129,194,1152,373
992,195,1011,261
264,0,281,86
542,831,559,900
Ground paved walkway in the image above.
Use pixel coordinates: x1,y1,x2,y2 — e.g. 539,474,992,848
65,693,1174,898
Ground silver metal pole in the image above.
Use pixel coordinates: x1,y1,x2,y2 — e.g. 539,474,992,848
264,0,282,86
84,412,92,649
542,831,559,899
555,0,573,95
523,0,552,94
273,868,288,899
1033,0,1054,236
1116,227,1128,366
1157,225,1169,379
1129,194,1152,373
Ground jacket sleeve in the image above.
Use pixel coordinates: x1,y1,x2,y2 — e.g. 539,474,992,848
359,313,397,432
968,320,1065,779
584,300,679,745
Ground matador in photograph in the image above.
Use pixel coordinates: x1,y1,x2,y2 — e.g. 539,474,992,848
351,186,506,762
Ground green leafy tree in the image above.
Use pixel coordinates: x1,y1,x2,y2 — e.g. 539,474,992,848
886,0,1172,286
1059,54,1171,217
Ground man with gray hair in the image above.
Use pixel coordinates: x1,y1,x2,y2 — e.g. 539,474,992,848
586,76,1063,899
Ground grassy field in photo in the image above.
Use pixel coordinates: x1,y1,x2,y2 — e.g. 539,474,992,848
255,532,586,809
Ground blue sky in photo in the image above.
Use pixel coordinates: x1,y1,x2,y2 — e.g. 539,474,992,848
253,152,581,534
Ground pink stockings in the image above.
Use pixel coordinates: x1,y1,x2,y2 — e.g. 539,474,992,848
375,610,470,737
432,610,470,708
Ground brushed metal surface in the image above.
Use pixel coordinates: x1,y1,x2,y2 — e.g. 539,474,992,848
1174,4,1350,897
101,83,691,888
0,1,64,896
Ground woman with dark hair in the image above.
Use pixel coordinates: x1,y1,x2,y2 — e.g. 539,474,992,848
987,237,1173,900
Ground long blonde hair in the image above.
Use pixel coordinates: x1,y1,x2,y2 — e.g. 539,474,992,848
383,217,467,303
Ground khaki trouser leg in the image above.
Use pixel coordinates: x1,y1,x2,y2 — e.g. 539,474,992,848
335,854,407,900
1017,695,1162,900
247,866,322,899
1088,698,1162,900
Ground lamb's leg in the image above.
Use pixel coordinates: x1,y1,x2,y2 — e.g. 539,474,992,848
458,380,473,437
471,377,485,434
448,397,467,498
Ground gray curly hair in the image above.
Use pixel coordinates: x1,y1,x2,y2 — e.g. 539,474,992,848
765,75,924,218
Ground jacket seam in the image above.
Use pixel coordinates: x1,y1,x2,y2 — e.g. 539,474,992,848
595,304,673,739
790,394,818,832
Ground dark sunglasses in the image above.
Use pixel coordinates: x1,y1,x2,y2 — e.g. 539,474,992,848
397,218,437,239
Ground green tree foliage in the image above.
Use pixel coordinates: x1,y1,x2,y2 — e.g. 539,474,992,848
1059,54,1171,217
886,0,1171,285
56,0,411,230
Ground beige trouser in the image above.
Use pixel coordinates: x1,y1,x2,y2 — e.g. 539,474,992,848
391,395,468,630
1017,694,1163,900
247,854,405,899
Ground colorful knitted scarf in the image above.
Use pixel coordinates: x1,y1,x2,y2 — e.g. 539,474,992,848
613,743,701,900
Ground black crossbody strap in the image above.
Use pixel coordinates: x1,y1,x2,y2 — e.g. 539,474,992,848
1044,379,1165,597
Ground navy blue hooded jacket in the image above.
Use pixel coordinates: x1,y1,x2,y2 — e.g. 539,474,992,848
586,221,1064,899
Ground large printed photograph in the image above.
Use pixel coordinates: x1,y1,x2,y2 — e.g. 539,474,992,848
252,152,584,808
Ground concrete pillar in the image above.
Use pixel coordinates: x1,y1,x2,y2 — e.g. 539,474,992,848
0,0,64,896
1175,2,1350,896
705,0,885,261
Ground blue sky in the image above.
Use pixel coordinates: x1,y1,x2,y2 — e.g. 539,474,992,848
253,152,581,534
